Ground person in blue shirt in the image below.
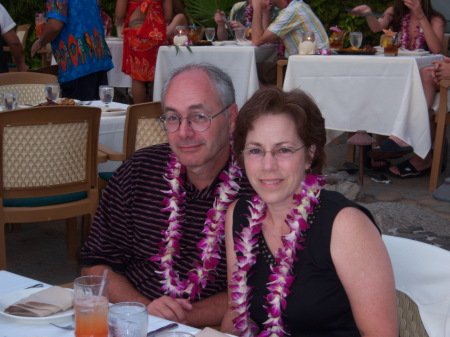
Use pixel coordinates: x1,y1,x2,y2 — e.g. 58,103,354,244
31,0,113,101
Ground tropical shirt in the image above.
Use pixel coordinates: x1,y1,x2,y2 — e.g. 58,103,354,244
229,1,280,24
46,0,113,83
268,0,329,56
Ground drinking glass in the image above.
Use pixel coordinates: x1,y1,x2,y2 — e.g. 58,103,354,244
44,83,60,102
384,35,399,56
349,32,363,49
205,27,215,42
108,302,148,337
74,276,109,337
175,25,186,36
2,92,18,110
234,27,246,42
99,85,114,107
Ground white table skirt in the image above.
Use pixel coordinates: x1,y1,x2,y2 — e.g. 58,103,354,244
283,54,443,158
153,45,277,109
106,38,132,88
0,270,200,337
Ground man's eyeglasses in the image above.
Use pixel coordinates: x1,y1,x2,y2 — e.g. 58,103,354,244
158,105,231,133
242,145,306,160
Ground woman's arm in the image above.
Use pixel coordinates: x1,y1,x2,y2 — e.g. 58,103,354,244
220,201,239,334
163,0,173,24
115,0,127,27
331,207,398,337
352,5,393,33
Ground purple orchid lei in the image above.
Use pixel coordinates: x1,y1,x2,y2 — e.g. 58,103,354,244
231,174,323,337
151,144,242,300
399,13,425,50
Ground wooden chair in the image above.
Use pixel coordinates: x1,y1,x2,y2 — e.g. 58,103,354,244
98,101,166,188
28,65,59,77
429,79,450,190
383,235,450,337
276,58,288,88
0,105,102,270
0,72,58,106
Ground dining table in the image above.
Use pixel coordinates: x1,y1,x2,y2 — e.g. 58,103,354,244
105,37,132,88
0,270,201,337
282,53,443,159
153,44,277,108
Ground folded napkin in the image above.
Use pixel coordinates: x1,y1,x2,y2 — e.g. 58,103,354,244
4,286,73,317
195,327,229,337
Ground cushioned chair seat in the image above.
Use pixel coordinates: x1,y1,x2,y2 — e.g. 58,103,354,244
3,191,87,207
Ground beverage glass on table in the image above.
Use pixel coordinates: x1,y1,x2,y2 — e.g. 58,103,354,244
205,27,215,42
349,32,363,49
44,83,60,102
234,27,246,42
99,85,114,107
74,276,109,337
108,302,148,337
3,92,19,110
384,35,399,56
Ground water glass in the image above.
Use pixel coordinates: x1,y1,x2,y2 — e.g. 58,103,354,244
234,27,246,42
349,32,363,49
205,27,215,42
74,276,109,337
108,302,148,337
3,92,19,110
44,83,60,102
99,85,114,107
384,35,399,56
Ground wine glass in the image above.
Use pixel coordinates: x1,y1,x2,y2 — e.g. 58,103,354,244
349,32,363,49
44,83,60,102
205,27,215,42
99,85,114,107
234,28,246,42
3,92,19,110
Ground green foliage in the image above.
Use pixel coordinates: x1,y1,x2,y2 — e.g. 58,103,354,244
184,0,236,27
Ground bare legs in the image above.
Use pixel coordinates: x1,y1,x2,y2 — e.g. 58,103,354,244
132,79,150,104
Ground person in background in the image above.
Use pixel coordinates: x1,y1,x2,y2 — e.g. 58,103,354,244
221,87,398,337
166,0,188,41
214,0,279,41
115,0,172,104
80,64,254,327
0,4,28,72
98,0,113,37
251,0,329,56
30,0,113,101
352,0,445,178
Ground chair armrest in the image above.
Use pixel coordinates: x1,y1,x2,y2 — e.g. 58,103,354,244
98,143,126,162
97,150,108,164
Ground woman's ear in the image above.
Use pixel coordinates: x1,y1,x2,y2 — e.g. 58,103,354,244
306,144,316,168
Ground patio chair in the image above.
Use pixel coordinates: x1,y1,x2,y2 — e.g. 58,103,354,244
0,105,102,270
382,235,450,337
429,79,450,190
0,72,58,106
276,58,288,88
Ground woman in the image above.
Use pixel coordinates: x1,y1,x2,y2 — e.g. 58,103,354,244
352,1,445,177
166,0,188,40
115,0,172,104
221,88,398,337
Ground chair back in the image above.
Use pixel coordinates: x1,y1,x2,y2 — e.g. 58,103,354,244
0,72,58,106
15,24,31,50
382,235,450,337
0,106,101,200
123,101,166,159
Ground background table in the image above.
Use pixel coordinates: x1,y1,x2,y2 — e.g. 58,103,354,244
153,44,277,108
283,54,443,158
105,38,132,88
0,270,200,337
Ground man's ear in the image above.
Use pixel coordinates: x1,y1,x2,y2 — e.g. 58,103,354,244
228,103,239,134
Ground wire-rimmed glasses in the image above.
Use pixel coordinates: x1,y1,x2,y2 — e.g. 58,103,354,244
242,145,306,160
158,105,230,133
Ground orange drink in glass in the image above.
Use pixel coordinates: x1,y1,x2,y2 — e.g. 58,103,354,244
74,276,109,337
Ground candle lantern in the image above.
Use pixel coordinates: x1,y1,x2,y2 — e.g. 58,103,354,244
298,32,317,55
173,26,188,46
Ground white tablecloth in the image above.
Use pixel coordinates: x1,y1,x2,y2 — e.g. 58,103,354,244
89,100,128,172
0,271,200,337
106,38,132,88
283,54,443,158
153,44,277,108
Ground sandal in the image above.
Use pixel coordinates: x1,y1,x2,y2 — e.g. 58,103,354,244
368,139,413,159
388,160,431,179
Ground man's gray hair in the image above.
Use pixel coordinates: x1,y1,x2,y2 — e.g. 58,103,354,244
160,63,236,109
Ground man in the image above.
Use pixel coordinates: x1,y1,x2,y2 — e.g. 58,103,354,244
81,64,253,327
251,0,329,56
30,0,113,101
0,4,28,72
214,0,279,41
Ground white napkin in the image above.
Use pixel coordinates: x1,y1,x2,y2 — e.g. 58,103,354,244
195,327,230,337
4,286,73,317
